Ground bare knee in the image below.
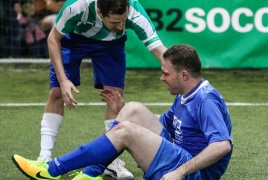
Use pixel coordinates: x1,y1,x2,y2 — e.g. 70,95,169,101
109,121,135,145
120,101,146,116
48,87,63,103
45,88,64,114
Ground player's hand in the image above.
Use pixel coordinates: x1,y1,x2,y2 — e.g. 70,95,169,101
99,89,124,115
160,170,184,180
60,79,79,109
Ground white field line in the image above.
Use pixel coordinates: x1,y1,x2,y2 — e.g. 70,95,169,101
0,59,91,63
2,60,267,107
0,102,268,107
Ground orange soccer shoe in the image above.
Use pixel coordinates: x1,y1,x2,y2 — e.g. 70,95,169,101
12,154,61,180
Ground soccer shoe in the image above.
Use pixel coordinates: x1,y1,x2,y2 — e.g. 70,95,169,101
37,156,52,161
71,171,103,180
103,159,134,180
12,154,61,180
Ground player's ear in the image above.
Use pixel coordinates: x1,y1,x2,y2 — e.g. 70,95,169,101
97,8,103,18
181,70,189,81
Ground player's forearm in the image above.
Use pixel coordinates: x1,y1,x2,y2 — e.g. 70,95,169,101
151,45,167,63
47,28,67,82
176,141,232,177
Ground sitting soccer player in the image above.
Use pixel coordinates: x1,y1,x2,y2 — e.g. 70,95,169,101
12,44,232,180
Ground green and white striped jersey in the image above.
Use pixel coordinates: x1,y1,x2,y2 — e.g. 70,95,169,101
55,0,162,50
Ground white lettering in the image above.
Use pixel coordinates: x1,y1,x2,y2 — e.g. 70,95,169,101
232,8,253,33
185,8,206,33
207,8,230,33
185,7,268,33
255,8,268,32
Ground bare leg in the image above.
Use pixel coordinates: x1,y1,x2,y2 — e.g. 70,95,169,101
102,86,134,179
106,101,165,171
103,85,124,120
40,122,162,176
117,101,164,135
44,87,64,115
106,121,163,172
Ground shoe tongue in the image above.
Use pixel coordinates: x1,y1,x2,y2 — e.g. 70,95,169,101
117,160,127,170
37,156,51,161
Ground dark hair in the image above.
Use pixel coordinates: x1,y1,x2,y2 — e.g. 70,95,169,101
97,0,129,17
163,44,202,78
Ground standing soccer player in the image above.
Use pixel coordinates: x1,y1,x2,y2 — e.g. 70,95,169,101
38,0,166,179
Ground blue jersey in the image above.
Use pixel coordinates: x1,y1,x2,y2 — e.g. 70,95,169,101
160,79,233,179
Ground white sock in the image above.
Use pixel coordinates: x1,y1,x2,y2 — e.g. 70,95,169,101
39,135,55,160
104,119,115,132
39,113,63,160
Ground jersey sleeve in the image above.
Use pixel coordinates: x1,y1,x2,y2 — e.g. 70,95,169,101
126,0,163,51
54,0,86,35
197,99,232,144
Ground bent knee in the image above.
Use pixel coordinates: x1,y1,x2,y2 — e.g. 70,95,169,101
113,121,134,134
123,101,146,114
49,88,63,101
114,120,131,129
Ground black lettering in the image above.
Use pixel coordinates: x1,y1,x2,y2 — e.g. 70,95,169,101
166,9,183,32
146,9,164,30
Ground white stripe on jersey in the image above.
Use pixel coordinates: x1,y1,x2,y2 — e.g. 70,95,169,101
128,6,156,43
56,1,86,35
55,0,163,49
181,80,210,104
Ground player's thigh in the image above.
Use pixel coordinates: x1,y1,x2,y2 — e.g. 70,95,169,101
118,101,164,134
91,40,126,89
49,62,82,88
50,42,87,88
108,121,163,171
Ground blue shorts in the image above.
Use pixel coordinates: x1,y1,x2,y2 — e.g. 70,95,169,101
50,33,127,89
143,138,202,180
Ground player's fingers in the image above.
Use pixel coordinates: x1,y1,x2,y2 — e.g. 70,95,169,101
116,91,121,97
62,96,72,109
66,94,77,109
99,91,107,99
70,97,77,106
101,97,108,102
72,86,80,94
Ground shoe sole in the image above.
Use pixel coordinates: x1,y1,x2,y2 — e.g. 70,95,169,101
11,155,38,180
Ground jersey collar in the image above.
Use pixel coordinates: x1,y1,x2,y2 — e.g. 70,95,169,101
181,79,209,104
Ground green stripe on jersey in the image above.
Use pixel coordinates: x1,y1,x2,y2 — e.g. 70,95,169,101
129,0,156,32
126,19,148,40
55,0,160,46
56,0,77,23
144,37,160,47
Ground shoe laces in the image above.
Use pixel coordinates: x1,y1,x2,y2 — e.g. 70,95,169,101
29,159,49,169
114,159,127,171
37,156,52,161
69,171,83,179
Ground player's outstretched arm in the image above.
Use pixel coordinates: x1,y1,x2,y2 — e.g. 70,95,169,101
151,45,167,63
47,27,79,109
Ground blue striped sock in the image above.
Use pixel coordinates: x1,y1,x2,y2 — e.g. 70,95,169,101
80,120,121,177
